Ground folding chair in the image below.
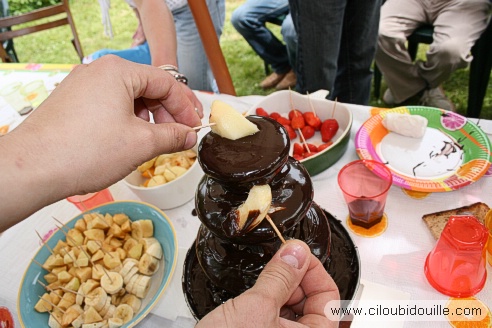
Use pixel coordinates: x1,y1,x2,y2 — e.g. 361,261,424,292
0,0,83,63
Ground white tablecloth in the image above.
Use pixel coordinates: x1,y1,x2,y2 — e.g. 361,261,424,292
1,85,491,327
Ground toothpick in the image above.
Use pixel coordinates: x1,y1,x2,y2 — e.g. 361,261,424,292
265,215,286,244
58,228,113,284
307,92,318,117
31,258,48,271
297,129,311,153
38,279,89,298
164,167,177,178
41,305,63,326
146,169,154,178
35,230,54,255
94,240,115,258
193,122,216,130
76,196,89,211
331,98,337,118
38,295,66,314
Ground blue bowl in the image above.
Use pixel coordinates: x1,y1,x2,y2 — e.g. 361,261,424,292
17,200,178,327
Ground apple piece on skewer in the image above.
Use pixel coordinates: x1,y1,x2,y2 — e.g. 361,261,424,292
222,184,272,237
209,100,259,140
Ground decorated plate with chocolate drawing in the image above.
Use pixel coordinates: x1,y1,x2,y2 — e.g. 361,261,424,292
355,106,492,192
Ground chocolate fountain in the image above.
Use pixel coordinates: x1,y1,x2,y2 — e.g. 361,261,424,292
183,110,359,319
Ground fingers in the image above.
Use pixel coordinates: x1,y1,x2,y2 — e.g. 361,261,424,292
248,240,310,307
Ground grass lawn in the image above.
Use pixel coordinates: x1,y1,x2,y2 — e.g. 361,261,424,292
8,0,492,119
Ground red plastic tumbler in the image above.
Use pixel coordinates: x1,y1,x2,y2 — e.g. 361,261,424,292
424,215,488,297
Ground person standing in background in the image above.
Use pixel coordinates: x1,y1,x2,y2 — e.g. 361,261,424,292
375,0,491,111
231,0,297,91
84,0,225,93
288,0,381,105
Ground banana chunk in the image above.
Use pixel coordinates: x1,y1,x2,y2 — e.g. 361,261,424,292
100,272,124,295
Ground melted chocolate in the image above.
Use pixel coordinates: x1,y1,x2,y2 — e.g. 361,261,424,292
195,202,331,294
183,209,360,320
195,157,313,244
198,116,290,187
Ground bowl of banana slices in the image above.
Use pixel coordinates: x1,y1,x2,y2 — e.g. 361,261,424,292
18,200,178,328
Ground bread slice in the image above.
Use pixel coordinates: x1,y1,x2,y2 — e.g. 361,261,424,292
422,202,490,240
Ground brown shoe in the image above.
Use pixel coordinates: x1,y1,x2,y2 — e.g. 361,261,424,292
275,70,296,90
260,71,287,89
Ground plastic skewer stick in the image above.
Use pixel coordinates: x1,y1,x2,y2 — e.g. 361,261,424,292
265,215,286,244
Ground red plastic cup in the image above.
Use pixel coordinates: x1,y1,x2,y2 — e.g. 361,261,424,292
337,159,393,228
424,215,488,297
66,188,114,211
486,212,492,266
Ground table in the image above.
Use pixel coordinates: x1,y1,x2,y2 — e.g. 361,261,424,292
0,64,491,327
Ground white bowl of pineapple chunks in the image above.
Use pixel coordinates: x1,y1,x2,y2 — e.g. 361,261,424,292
123,145,204,210
18,201,177,328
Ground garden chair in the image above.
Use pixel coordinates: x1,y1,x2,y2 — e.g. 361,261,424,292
0,0,83,63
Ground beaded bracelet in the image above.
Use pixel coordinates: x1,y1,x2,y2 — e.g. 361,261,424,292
158,65,189,85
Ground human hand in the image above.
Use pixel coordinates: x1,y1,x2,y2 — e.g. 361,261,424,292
0,55,203,228
197,239,340,328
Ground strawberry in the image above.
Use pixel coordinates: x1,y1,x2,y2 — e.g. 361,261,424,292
306,143,318,152
291,115,305,129
256,107,269,117
318,142,333,152
288,109,303,120
303,151,318,158
269,112,281,120
303,112,322,130
282,124,297,140
301,125,315,139
320,119,339,142
276,116,291,126
293,143,304,156
293,153,304,161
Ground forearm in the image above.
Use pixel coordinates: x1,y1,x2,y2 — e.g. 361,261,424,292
0,122,67,232
134,0,178,67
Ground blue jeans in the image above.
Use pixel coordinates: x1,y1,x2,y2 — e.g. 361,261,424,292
231,0,296,74
86,0,225,92
288,0,381,105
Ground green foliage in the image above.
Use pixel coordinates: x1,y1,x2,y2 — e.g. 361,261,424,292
8,0,492,118
8,0,60,15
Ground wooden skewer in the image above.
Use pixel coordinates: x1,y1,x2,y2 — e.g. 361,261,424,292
55,225,114,284
306,91,318,117
331,98,338,118
35,230,54,255
38,279,91,298
288,88,311,153
32,258,48,271
193,122,216,130
146,169,154,178
265,215,286,244
41,305,63,326
38,295,66,314
94,240,115,258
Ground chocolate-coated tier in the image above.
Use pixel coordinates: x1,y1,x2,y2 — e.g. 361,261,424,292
195,157,313,244
183,209,360,320
195,202,331,294
198,116,290,188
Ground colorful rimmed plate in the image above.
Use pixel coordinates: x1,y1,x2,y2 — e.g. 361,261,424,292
17,201,178,328
355,106,492,192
